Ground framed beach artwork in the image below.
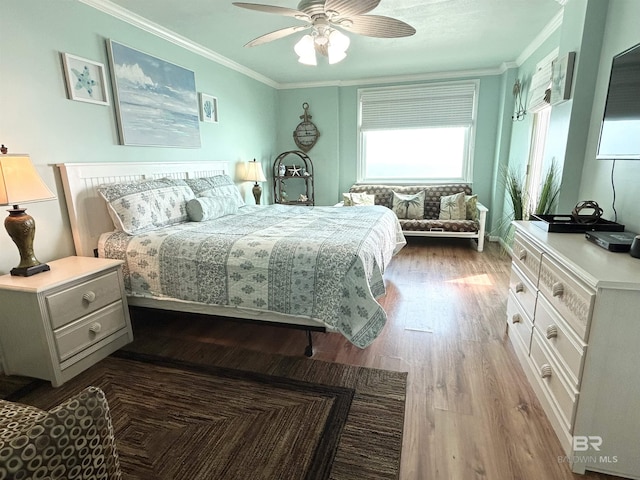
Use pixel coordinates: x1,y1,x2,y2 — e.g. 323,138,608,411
550,51,576,105
107,40,201,147
199,93,218,123
61,53,109,105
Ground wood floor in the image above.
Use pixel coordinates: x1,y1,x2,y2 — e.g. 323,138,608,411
130,238,618,480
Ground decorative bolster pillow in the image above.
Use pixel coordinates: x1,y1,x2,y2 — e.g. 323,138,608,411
186,196,239,222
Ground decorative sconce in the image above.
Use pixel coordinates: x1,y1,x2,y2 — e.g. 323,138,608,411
512,79,526,122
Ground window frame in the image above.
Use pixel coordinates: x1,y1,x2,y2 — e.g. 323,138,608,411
356,80,479,184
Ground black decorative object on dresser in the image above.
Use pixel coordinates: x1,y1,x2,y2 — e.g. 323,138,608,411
273,151,314,206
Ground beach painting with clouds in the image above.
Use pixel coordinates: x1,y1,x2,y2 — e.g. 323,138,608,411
108,40,201,147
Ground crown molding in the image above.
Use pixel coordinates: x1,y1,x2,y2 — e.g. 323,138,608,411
78,0,279,89
278,63,516,90
516,9,564,67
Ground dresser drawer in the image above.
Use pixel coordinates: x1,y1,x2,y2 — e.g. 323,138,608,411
535,295,586,388
47,271,122,329
538,256,594,341
512,232,543,285
507,290,533,353
54,301,126,362
530,329,578,432
509,264,537,320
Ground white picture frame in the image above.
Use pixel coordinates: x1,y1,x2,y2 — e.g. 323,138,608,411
200,93,218,123
550,51,576,105
108,40,201,147
61,53,109,106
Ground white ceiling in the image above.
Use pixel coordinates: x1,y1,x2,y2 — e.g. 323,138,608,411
91,0,564,86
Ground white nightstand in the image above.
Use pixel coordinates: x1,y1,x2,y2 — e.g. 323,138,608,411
0,256,133,387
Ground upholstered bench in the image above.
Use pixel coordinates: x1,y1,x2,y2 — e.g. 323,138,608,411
346,184,488,252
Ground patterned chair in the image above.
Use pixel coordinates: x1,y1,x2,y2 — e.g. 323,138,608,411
348,184,488,252
0,386,122,479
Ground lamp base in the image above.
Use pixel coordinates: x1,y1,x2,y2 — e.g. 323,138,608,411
5,206,49,277
11,263,51,277
252,183,262,205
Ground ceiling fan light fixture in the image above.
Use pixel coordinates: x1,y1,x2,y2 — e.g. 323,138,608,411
294,34,317,65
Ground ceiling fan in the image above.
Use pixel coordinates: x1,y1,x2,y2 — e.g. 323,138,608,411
232,0,416,65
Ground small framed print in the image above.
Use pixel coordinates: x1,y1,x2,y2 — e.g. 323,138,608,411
61,53,109,105
199,93,218,123
550,51,576,105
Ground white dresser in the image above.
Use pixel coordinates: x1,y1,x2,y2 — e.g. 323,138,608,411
0,256,133,387
506,221,640,478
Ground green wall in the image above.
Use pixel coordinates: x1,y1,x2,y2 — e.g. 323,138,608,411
0,0,278,274
2,0,638,276
579,0,640,233
497,0,640,237
277,76,503,211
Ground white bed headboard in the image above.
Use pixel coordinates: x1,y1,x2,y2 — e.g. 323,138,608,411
57,161,230,257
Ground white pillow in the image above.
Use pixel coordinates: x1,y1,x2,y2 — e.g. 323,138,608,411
186,196,239,222
438,192,466,220
98,178,195,235
465,194,478,221
342,192,375,206
184,175,245,206
391,190,425,219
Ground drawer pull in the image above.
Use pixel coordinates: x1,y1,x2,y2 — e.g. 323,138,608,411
552,282,564,297
89,322,102,334
515,282,525,294
512,314,522,324
540,364,553,379
518,250,527,261
546,325,558,339
82,291,97,303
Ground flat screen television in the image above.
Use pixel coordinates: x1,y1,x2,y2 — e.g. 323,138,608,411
596,42,640,160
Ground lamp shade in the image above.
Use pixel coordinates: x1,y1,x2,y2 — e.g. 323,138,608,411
294,34,317,66
243,159,267,183
328,30,350,64
0,155,56,206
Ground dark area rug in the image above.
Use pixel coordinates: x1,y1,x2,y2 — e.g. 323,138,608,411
1,339,407,479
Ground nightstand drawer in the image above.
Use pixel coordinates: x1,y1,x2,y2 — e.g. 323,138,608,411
512,233,543,285
47,271,122,329
509,264,537,320
530,329,578,432
54,301,126,362
538,256,595,341
535,295,586,388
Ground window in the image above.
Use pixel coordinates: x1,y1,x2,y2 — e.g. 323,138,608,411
357,81,478,183
526,106,551,213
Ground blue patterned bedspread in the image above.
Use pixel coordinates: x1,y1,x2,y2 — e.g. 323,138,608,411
99,204,406,348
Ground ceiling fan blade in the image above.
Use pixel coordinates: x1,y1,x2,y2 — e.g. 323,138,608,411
244,25,310,47
233,2,310,21
339,15,416,38
324,0,381,17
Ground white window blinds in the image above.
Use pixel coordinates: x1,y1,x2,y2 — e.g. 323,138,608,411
528,60,553,113
359,82,477,130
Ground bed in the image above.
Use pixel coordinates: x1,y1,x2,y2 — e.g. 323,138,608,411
58,162,406,354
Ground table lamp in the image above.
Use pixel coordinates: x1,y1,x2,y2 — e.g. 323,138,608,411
243,159,267,205
0,154,57,276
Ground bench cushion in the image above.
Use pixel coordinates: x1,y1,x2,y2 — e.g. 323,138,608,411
399,218,479,233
